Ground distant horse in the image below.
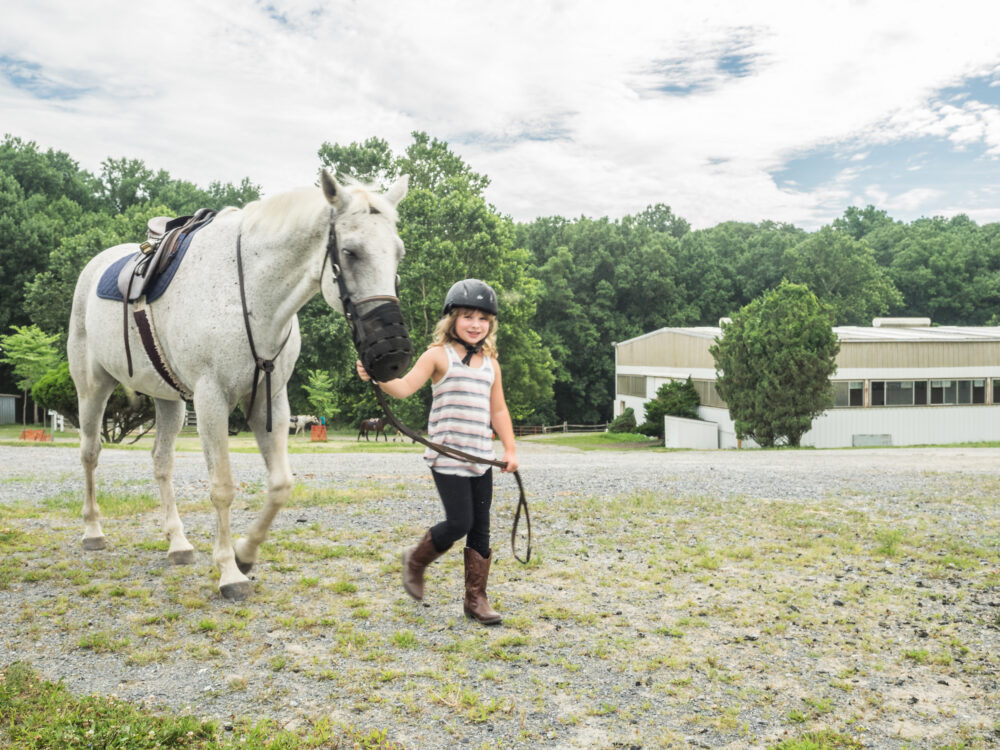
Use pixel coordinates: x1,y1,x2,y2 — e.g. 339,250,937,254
358,416,388,441
290,414,317,437
68,170,412,600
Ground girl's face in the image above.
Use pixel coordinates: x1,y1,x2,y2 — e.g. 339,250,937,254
453,308,491,346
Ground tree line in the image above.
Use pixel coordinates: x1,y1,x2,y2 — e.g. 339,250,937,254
3,132,999,428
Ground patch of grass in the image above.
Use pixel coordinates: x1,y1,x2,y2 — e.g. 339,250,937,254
524,431,660,450
0,661,404,749
769,729,865,749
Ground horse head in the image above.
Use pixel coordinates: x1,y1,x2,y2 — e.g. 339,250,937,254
319,170,413,382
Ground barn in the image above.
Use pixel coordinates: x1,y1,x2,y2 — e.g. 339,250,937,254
614,318,1000,449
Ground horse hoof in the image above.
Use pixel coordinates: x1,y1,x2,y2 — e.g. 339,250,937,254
235,557,255,574
82,536,106,551
220,580,253,601
168,548,196,565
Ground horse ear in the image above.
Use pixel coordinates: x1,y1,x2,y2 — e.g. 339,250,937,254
383,175,409,207
320,170,350,212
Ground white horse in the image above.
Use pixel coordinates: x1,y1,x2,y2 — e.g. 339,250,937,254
68,170,411,600
290,414,317,437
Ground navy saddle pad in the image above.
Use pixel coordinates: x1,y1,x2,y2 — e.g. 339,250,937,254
96,220,212,303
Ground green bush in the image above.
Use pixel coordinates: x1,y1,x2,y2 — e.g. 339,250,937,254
32,361,155,443
608,407,637,433
641,378,701,438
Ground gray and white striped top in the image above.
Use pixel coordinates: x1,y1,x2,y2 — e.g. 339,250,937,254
423,345,496,476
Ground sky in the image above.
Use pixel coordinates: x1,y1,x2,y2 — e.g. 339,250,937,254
2,0,1000,230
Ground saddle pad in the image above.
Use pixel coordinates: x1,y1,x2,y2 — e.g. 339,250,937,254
96,220,212,303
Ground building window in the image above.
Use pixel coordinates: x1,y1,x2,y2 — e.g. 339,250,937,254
617,375,646,398
833,381,864,407
930,380,957,404
972,379,986,404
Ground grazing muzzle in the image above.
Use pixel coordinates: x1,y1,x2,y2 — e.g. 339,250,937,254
350,296,414,382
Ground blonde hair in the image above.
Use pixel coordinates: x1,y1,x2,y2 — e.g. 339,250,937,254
431,307,498,357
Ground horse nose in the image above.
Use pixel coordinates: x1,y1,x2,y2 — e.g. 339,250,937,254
367,348,412,381
353,297,413,381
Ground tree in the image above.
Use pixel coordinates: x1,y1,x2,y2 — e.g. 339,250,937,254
710,281,839,447
0,324,61,423
31,361,154,443
302,368,337,421
784,226,902,325
311,132,555,426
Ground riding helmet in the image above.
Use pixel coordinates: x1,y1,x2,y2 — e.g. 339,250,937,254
442,278,498,316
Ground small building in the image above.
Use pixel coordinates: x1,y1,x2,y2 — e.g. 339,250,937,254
0,394,19,425
614,318,1000,449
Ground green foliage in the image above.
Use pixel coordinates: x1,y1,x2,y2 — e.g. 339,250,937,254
710,281,839,447
30,360,154,443
303,368,337,420
641,378,701,437
608,406,637,433
312,131,555,425
0,324,61,392
30,361,79,427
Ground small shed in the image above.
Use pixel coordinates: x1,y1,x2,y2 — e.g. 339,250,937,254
0,394,19,425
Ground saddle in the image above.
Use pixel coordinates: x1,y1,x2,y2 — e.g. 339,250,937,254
115,208,217,392
117,208,216,301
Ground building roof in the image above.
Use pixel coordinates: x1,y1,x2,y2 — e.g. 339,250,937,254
615,321,1000,348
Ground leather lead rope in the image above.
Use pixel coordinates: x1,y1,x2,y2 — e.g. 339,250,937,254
372,384,532,564
236,231,292,432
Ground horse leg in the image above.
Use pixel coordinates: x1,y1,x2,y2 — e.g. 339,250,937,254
76,372,117,550
234,389,292,574
194,388,251,600
152,398,195,564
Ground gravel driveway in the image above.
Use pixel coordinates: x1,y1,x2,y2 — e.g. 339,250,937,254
1,442,998,748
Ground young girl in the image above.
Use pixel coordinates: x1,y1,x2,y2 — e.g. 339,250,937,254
355,278,518,625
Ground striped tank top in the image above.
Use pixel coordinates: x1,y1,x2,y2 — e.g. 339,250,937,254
424,344,496,476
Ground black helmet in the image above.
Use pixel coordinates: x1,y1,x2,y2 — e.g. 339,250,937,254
442,278,498,316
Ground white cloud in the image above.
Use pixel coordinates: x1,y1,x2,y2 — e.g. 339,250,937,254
2,0,1000,229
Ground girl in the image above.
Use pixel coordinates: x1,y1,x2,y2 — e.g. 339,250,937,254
355,278,518,625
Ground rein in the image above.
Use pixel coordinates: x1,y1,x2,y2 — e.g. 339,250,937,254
371,384,532,564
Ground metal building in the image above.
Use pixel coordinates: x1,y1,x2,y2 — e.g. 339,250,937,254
0,394,18,425
614,318,1000,448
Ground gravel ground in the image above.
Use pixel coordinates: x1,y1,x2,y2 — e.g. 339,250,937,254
1,441,999,749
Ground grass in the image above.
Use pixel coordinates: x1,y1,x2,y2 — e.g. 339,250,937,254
2,447,1000,748
0,662,403,749
522,431,660,450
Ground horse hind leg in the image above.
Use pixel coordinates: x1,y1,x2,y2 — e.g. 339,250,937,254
152,398,195,565
75,369,117,551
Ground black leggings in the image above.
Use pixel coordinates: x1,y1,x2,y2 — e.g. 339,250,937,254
429,469,493,559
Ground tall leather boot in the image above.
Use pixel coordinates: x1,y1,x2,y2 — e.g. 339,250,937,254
463,547,502,625
402,530,444,601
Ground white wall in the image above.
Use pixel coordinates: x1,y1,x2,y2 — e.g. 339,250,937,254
697,404,1000,449
664,415,718,449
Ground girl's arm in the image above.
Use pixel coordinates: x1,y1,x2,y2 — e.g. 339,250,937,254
489,360,518,473
355,346,445,399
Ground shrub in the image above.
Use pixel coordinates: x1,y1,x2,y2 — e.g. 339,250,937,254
641,378,701,438
608,407,637,433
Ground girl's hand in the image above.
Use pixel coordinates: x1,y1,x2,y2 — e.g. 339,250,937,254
355,360,371,382
501,451,518,473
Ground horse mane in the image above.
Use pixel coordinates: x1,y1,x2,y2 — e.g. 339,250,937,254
240,179,399,237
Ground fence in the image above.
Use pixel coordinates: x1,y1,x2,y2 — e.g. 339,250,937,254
513,422,608,436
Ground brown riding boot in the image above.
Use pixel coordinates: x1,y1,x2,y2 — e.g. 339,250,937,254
463,547,502,625
402,530,444,601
